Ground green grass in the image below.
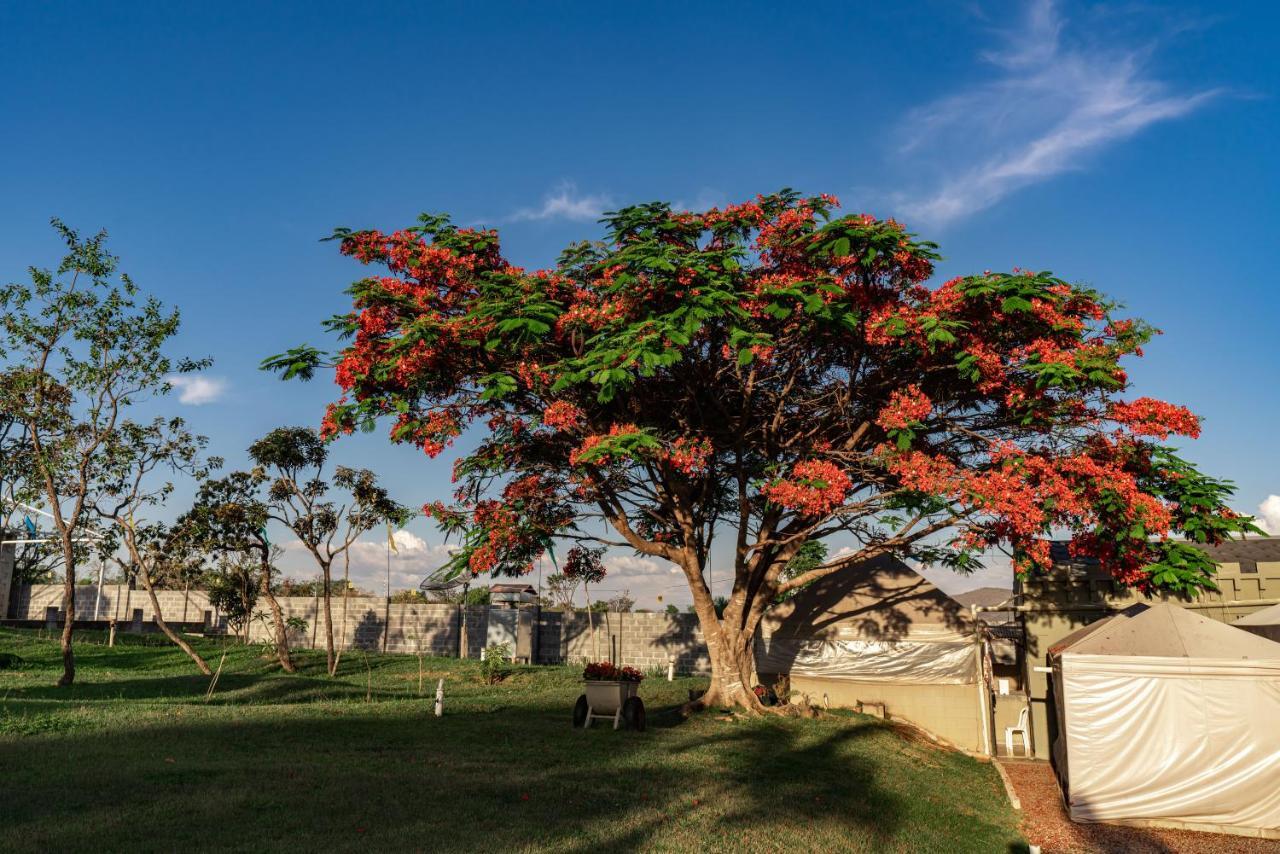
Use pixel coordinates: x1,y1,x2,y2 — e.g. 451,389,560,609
0,628,1026,853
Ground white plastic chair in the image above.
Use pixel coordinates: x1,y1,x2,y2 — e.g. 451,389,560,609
1005,706,1030,757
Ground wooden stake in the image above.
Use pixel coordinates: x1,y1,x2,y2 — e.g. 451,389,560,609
434,678,444,717
362,650,372,703
204,649,227,702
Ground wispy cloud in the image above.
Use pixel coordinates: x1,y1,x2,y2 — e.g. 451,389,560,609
509,182,612,223
893,0,1220,227
166,375,228,405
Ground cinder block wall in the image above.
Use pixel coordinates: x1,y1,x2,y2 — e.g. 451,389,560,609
9,584,712,673
14,583,212,626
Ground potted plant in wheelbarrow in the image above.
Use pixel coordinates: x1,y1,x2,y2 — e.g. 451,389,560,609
573,662,646,731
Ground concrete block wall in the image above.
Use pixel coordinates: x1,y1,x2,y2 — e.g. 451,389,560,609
14,583,213,627
8,584,711,672
537,610,710,673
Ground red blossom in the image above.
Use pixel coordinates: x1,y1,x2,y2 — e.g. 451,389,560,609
761,460,851,515
662,437,712,475
542,400,584,431
1109,398,1201,439
876,385,932,431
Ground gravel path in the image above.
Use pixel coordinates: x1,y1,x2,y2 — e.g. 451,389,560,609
999,760,1280,853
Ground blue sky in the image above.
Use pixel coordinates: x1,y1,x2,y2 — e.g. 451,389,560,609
2,0,1277,604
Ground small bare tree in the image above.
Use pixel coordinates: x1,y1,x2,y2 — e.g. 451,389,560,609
544,572,580,611
95,417,220,674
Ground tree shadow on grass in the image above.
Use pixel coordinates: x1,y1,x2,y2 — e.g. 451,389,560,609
0,695,1025,853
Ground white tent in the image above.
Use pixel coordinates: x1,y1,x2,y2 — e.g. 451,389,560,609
1234,602,1280,643
1050,603,1280,838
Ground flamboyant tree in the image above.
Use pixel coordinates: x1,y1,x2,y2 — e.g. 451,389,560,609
267,190,1256,711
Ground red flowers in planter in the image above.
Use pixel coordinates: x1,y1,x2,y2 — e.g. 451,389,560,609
583,661,644,682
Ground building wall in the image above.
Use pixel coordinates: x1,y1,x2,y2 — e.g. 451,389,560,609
6,583,712,673
788,675,986,753
1016,560,1280,759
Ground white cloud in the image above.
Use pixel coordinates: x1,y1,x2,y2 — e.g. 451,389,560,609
509,182,612,223
892,0,1220,226
604,554,682,578
276,529,458,594
166,374,228,405
1257,496,1280,536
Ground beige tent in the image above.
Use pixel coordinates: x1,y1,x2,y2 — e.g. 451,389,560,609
1050,603,1280,838
756,555,988,751
1234,602,1280,643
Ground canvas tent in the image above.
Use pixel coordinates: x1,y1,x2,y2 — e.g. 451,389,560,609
756,554,989,752
1050,603,1280,838
1234,602,1280,643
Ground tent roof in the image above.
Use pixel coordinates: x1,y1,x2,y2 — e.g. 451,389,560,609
1234,601,1280,627
1054,603,1280,660
762,553,974,642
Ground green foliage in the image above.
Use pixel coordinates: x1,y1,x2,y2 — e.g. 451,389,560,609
480,642,511,684
775,540,829,603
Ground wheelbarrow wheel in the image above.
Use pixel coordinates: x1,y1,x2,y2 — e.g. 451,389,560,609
622,696,646,731
572,694,589,728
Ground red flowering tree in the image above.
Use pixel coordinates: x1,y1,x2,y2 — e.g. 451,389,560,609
267,190,1257,711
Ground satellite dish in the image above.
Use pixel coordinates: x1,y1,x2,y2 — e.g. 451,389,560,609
418,566,467,595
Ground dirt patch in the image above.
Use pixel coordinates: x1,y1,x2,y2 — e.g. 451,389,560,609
1000,760,1277,853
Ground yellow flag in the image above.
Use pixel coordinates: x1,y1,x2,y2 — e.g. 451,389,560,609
387,523,399,554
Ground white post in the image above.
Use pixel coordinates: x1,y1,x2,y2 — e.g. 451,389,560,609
93,561,104,620
976,642,994,757
667,660,675,682
434,679,444,717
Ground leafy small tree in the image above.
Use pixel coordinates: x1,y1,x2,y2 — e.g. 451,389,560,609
205,555,259,641
270,192,1257,710
665,603,679,616
179,471,298,672
0,220,204,685
248,427,410,676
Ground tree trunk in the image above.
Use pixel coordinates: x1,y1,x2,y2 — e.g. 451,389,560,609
679,559,771,715
57,534,76,687
322,565,336,676
691,613,766,713
258,557,295,673
334,551,351,672
585,582,598,661
139,564,212,675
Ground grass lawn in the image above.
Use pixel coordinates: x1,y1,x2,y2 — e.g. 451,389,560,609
0,628,1026,853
